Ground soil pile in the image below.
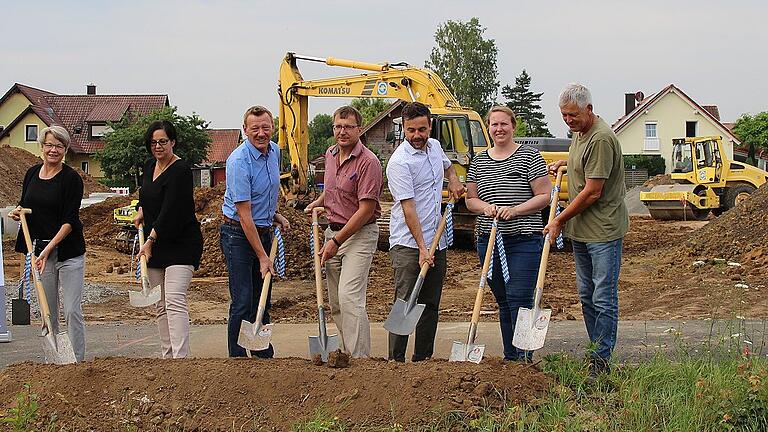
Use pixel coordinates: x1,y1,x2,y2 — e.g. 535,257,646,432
79,195,133,248
674,183,768,270
0,146,112,206
0,357,549,430
0,146,42,206
643,173,672,187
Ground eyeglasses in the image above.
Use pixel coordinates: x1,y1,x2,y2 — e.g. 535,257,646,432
333,124,359,131
150,138,171,146
43,143,66,150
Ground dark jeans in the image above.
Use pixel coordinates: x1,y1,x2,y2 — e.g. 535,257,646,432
388,246,447,362
220,223,274,358
477,233,543,361
572,238,622,362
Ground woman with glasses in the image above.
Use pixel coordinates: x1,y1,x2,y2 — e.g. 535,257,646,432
133,120,203,358
10,125,87,362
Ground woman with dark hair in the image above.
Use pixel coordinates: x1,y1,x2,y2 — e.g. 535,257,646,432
133,120,203,358
10,125,87,362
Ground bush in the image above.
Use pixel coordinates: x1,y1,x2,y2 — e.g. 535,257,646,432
624,155,666,176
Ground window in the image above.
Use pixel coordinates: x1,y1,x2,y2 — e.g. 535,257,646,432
25,125,38,142
686,121,697,137
90,124,112,139
81,161,89,174
469,120,487,150
644,122,659,151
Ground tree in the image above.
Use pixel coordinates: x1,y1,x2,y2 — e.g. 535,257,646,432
514,117,528,138
733,112,768,166
501,70,552,137
95,106,210,187
426,17,499,116
308,113,334,160
350,98,391,126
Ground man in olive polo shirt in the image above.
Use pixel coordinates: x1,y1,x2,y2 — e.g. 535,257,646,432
544,83,629,376
305,105,382,358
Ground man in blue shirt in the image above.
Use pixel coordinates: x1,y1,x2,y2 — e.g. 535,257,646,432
220,105,289,358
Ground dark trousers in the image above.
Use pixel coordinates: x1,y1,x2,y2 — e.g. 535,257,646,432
388,246,447,362
477,233,543,361
220,223,274,358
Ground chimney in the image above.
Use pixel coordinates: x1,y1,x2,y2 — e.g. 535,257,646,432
86,83,96,95
624,93,636,116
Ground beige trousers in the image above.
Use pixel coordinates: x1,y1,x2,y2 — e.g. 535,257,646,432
324,223,378,358
148,265,194,359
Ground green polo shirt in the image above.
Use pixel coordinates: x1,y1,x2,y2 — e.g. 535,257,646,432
564,117,629,242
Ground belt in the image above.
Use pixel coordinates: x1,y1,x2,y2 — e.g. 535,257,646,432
328,221,375,232
222,216,272,234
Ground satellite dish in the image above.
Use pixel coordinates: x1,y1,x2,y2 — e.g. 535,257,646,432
635,91,645,102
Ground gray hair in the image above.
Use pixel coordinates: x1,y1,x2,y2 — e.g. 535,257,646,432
559,83,592,108
38,125,71,148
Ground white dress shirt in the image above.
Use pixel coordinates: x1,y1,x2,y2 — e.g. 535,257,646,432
386,138,452,250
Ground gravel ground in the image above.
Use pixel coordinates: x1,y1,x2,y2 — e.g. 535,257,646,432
3,280,123,322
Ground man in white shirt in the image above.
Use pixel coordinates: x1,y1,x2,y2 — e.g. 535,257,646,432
386,102,465,362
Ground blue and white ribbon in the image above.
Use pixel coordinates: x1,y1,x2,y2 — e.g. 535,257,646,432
551,186,565,250
131,234,140,281
17,252,32,300
486,221,510,284
444,203,454,247
274,227,286,278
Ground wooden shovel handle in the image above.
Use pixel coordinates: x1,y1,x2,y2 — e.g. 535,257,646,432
17,209,54,324
257,228,280,311
312,207,325,308
532,167,567,305
417,199,455,278
136,224,150,288
470,217,498,325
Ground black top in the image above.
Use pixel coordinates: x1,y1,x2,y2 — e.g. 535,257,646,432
15,163,86,261
138,158,203,269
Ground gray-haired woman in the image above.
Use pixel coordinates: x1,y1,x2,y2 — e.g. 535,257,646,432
10,125,87,362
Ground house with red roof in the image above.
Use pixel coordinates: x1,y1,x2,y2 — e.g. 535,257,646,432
193,128,242,187
0,83,168,177
612,84,741,174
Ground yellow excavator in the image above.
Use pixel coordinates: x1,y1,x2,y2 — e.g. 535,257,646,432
113,199,139,253
640,136,768,220
277,52,568,240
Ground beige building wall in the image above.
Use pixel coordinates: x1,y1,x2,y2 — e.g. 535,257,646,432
3,112,48,156
0,93,32,127
616,92,735,173
67,153,104,178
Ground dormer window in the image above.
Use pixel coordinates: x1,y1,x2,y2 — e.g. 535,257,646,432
90,124,112,139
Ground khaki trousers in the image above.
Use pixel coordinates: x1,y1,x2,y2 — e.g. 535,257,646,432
324,223,378,358
148,265,194,359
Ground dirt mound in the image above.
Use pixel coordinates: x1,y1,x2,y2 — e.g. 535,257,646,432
671,183,768,269
0,357,549,430
0,146,42,206
80,195,133,248
643,173,672,187
73,167,112,196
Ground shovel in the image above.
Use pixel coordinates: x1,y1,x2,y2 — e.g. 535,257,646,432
449,217,499,363
308,207,340,362
18,209,77,364
237,229,279,352
513,166,565,351
384,200,453,336
129,224,162,307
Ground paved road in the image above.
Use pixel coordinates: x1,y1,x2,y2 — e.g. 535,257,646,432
1,319,764,369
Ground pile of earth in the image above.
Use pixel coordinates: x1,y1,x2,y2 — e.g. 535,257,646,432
0,145,110,207
667,182,768,271
80,195,133,248
0,357,549,430
643,173,673,187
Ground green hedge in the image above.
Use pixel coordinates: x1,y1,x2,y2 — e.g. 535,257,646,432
624,155,666,176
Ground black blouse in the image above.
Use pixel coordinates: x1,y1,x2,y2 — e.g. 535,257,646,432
138,159,203,269
15,164,86,261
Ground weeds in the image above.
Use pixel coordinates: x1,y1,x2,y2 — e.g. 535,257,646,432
0,383,40,432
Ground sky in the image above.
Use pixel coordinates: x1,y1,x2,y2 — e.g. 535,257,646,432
2,0,765,137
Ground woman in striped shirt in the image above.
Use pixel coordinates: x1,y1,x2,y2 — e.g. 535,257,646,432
466,106,552,361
